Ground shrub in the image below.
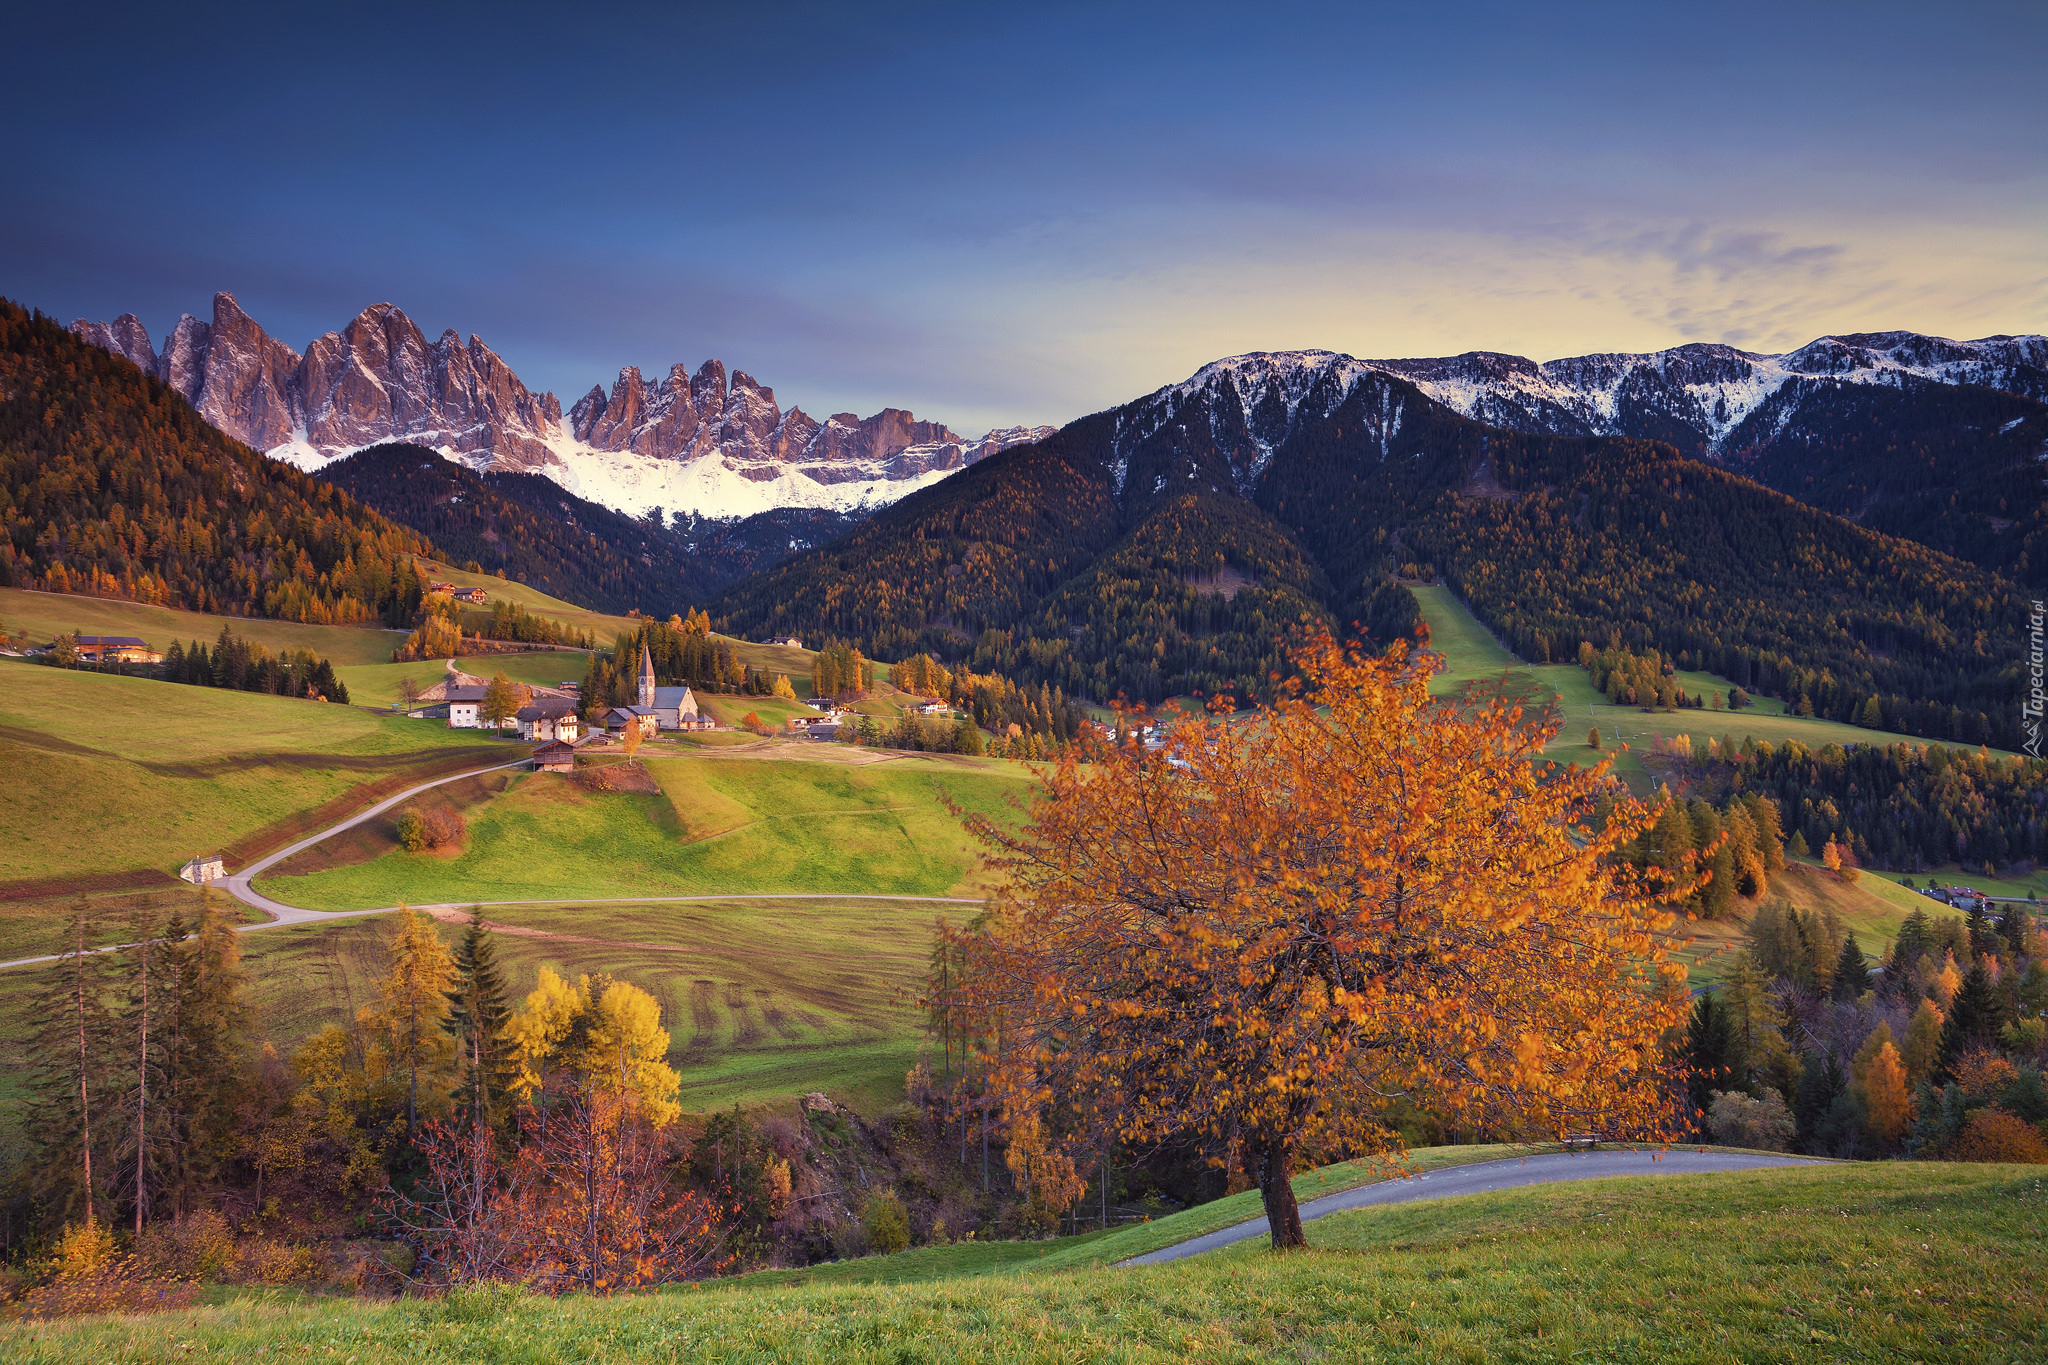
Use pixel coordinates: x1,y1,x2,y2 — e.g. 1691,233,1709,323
1707,1088,1796,1151
396,806,464,853
863,1192,911,1255
1947,1108,2048,1163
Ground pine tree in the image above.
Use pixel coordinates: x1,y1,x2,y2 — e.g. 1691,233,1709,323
1793,1051,1847,1154
1832,935,1871,1000
444,907,515,1128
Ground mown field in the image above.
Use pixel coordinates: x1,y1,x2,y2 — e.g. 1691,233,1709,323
179,893,961,1113
5,1163,2038,1362
0,663,502,888
254,749,1032,912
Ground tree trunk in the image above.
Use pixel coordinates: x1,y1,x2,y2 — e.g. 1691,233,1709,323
1250,1136,1306,1250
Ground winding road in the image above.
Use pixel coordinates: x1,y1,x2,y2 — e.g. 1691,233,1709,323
1121,1148,1823,1266
0,758,988,970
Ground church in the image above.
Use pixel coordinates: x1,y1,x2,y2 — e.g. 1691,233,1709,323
606,643,702,732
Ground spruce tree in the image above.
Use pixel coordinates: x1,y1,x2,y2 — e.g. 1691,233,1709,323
1684,991,1738,1133
444,907,514,1128
1832,935,1871,1000
1935,962,2002,1083
1793,1051,1847,1154
28,899,120,1226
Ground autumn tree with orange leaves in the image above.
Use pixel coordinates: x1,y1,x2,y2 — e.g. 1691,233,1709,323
944,632,1694,1249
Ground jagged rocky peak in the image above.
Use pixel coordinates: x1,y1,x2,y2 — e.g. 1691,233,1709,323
70,313,158,375
67,291,1050,518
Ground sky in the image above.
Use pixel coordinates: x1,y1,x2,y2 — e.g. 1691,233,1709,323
5,1,2043,434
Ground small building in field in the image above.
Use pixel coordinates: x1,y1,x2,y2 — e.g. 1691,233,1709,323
75,635,164,664
913,698,950,715
515,697,582,743
179,854,226,884
531,740,577,772
774,636,804,649
451,586,488,604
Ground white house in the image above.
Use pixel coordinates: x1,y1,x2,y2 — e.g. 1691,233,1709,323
515,697,581,743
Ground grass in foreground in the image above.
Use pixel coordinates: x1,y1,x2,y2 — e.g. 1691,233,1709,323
6,1163,2038,1362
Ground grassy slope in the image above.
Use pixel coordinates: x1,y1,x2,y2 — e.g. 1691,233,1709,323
254,749,1030,912
416,560,833,684
0,663,501,883
334,653,594,708
8,1164,2039,1362
1411,581,2022,794
0,586,408,665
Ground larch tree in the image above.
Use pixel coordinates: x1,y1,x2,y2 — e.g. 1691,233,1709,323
373,906,457,1137
947,633,1693,1249
480,672,520,730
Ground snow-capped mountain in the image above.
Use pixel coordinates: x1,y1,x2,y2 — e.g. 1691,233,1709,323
70,294,1052,520
1107,333,2047,477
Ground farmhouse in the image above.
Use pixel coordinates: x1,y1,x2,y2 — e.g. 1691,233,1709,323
451,586,488,604
774,635,804,648
75,635,164,664
515,697,581,743
531,739,577,772
444,684,488,729
604,705,662,738
178,853,226,884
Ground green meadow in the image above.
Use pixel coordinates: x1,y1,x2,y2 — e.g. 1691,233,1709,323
5,1163,2038,1362
0,662,501,886
334,652,593,708
0,585,408,665
254,750,1032,912
1408,584,2021,791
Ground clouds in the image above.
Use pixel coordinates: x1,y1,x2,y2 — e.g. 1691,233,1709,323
1,2,2040,431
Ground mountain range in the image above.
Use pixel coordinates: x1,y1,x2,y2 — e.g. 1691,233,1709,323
70,293,1053,521
717,335,2048,749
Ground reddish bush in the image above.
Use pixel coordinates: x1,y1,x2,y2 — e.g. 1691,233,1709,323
1948,1108,2048,1164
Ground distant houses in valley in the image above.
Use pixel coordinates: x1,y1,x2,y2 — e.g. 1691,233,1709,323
426,581,488,604
773,635,804,648
75,635,164,664
415,661,575,730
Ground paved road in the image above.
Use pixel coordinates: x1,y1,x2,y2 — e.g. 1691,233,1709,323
1122,1149,1822,1266
0,758,987,970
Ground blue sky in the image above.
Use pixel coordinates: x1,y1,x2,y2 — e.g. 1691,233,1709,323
5,1,2042,434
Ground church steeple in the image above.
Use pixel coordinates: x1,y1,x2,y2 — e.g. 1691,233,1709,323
638,642,656,708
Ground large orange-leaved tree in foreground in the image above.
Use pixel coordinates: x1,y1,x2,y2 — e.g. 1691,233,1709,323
948,633,1693,1248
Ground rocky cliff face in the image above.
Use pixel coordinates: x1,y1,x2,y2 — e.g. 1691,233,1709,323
70,293,1051,519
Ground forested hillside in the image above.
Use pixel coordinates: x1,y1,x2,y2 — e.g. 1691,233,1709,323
321,444,870,618
716,363,2032,737
318,443,718,615
716,415,1127,661
1726,378,2048,585
0,301,429,624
